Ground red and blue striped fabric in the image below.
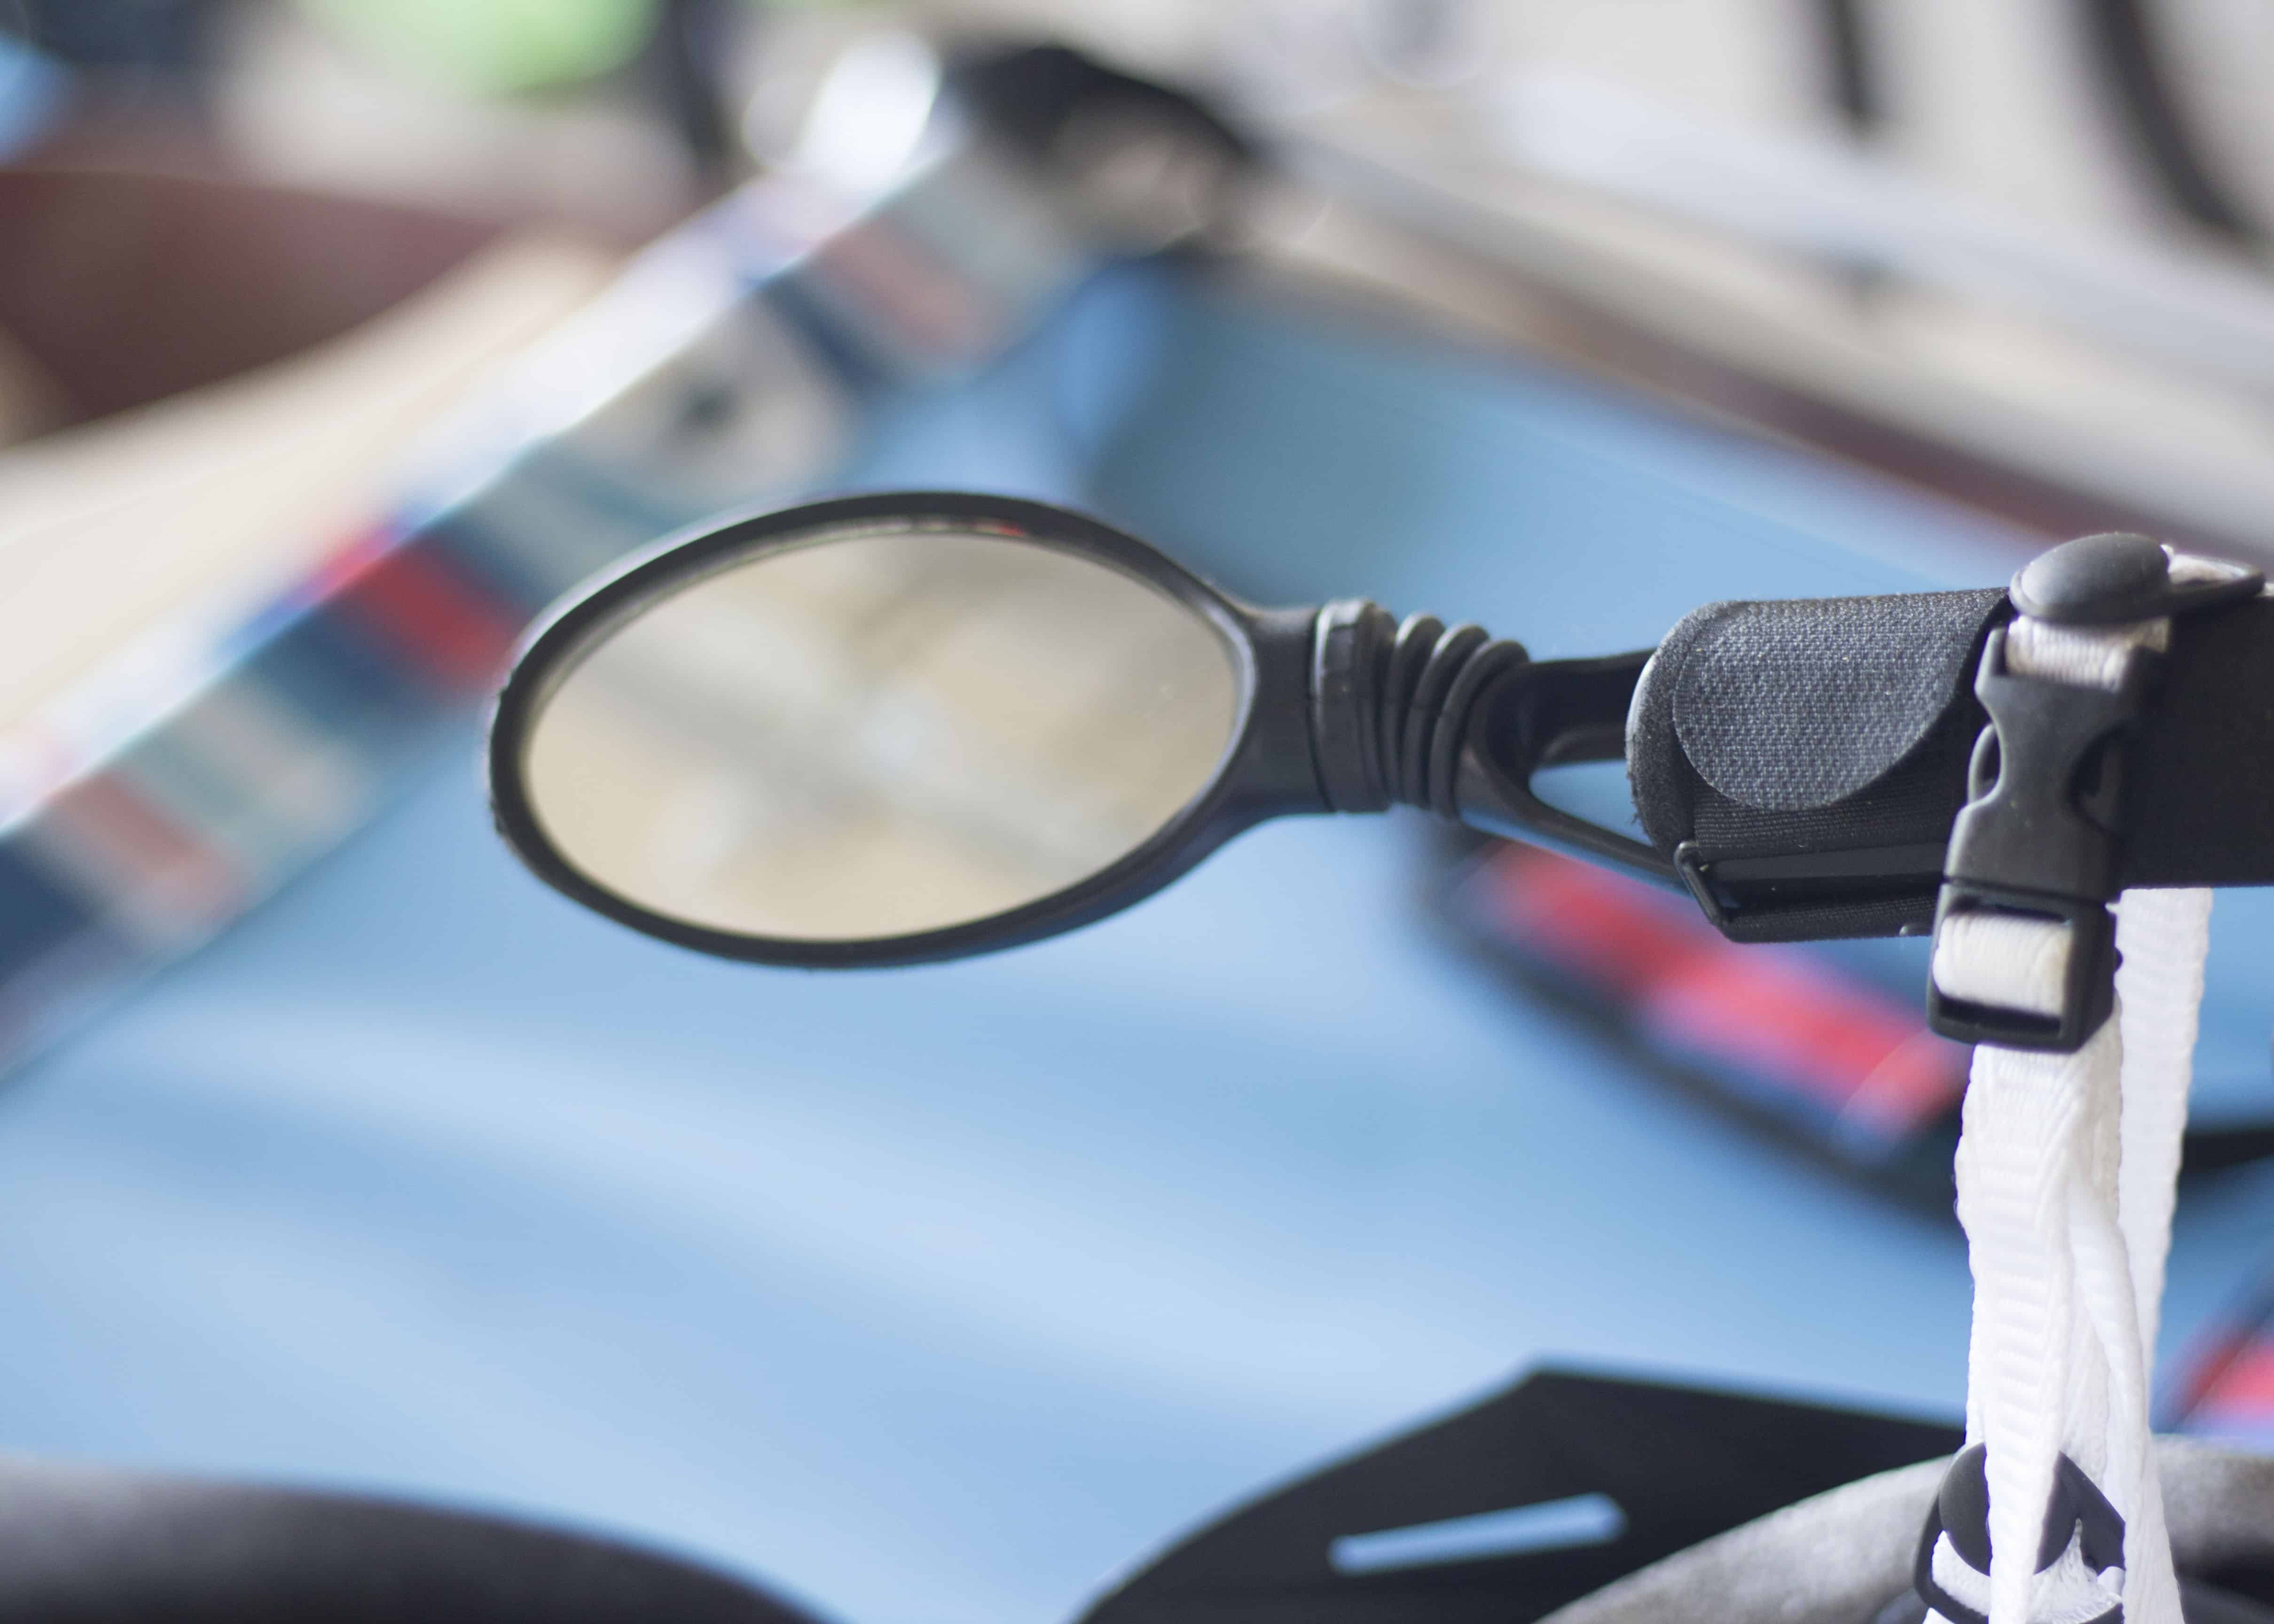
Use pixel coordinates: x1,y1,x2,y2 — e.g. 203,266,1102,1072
1447,841,1971,1188
2164,1278,2274,1448
0,147,1092,1072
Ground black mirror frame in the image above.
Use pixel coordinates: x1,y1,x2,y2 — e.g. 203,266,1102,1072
486,491,1330,968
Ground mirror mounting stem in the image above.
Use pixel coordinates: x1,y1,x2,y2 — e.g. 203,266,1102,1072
1452,649,1678,885
1308,600,1675,882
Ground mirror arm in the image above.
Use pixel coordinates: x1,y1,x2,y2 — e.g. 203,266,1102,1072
1451,649,1679,887
1305,601,1672,881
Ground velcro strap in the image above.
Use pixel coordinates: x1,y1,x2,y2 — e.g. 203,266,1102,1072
1626,587,2006,940
1626,588,2274,941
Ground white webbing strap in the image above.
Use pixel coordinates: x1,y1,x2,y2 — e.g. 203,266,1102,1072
1928,610,2212,1624
1932,912,2073,1020
2109,888,2212,1623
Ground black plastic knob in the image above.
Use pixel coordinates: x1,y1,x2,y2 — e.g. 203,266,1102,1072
2010,533,2264,625
2011,533,2170,623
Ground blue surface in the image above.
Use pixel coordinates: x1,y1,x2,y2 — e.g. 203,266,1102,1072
0,36,66,162
4,265,2273,1624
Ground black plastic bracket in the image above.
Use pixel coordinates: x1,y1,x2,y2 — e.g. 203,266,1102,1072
1672,839,1948,942
1452,649,1677,883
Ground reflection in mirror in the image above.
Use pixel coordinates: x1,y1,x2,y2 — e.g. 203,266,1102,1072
519,522,1241,942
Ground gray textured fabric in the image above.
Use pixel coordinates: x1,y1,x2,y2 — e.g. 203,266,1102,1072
0,1453,809,1622
1541,1440,2274,1624
1667,589,2006,812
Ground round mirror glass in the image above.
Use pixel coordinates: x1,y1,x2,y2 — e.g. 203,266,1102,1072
514,519,1243,944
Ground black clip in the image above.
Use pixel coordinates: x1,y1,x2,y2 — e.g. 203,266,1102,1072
1928,882,2123,1053
1925,626,2142,1051
1927,535,2261,1052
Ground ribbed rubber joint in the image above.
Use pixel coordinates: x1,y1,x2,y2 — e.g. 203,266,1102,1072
1310,600,1526,817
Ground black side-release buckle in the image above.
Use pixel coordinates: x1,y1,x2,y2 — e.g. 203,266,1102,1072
1926,534,2262,1052
1928,882,2124,1052
1925,627,2143,1050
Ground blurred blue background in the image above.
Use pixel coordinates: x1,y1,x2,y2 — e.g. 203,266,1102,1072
6,261,2274,1624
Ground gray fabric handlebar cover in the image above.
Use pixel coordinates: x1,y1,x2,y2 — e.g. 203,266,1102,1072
1625,587,2274,942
